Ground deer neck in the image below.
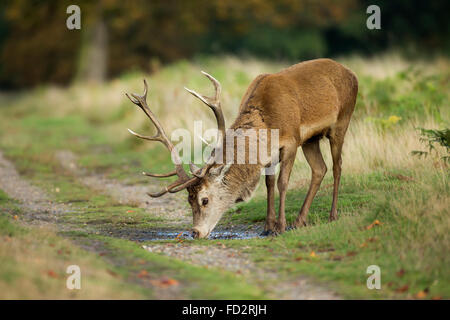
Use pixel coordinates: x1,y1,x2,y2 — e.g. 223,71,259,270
220,162,262,202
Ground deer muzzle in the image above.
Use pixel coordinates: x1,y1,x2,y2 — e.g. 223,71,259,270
191,227,209,239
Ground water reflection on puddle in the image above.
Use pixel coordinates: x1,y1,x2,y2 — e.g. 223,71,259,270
142,230,262,241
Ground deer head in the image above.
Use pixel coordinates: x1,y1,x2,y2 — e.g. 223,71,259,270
126,72,242,239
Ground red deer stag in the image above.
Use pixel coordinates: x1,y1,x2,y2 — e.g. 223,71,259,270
126,58,358,239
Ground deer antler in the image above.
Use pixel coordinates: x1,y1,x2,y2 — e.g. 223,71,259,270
126,80,198,197
185,71,226,177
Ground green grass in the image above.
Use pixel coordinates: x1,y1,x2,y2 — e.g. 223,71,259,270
0,190,150,299
220,170,449,299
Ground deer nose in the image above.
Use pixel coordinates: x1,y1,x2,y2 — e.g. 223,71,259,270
191,229,200,239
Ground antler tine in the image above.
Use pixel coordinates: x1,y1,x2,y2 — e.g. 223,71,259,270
126,80,197,197
142,170,177,178
184,71,226,176
201,71,221,101
126,80,172,149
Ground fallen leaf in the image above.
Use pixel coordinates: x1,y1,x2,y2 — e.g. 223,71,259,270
106,269,119,277
175,232,183,240
150,278,179,288
47,270,58,278
55,187,60,193
331,255,343,261
137,270,149,278
346,251,357,257
396,269,406,277
395,284,409,293
126,210,134,213
309,251,317,258
367,237,378,242
431,295,442,300
414,290,427,299
13,215,18,220
294,256,303,261
366,219,382,230
360,242,368,248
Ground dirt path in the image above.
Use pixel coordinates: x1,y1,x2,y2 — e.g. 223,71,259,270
55,150,190,225
0,150,340,299
0,152,70,226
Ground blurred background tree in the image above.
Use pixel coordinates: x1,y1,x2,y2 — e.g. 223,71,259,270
0,0,448,89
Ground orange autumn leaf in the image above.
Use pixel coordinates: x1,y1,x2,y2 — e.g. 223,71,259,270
137,270,149,278
150,278,179,288
174,232,183,241
47,270,58,278
13,215,18,220
126,210,134,213
162,278,179,286
366,219,382,230
360,242,368,248
309,251,317,258
414,290,427,299
395,284,409,293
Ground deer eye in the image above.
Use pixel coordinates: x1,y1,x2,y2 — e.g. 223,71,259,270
201,197,209,206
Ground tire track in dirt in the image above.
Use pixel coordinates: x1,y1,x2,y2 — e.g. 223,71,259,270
0,151,185,299
55,150,190,226
0,152,70,226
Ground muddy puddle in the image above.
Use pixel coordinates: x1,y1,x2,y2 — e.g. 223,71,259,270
149,230,262,241
105,228,263,241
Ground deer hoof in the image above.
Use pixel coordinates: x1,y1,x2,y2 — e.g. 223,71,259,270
292,218,307,228
274,223,286,234
329,211,338,222
260,230,277,237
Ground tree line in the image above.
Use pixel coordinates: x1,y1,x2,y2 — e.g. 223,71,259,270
0,0,448,89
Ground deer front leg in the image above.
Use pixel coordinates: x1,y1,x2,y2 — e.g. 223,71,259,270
275,145,297,233
262,174,276,235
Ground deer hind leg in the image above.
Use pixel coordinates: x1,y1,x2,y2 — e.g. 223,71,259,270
294,139,327,227
262,174,276,234
274,145,297,233
328,130,346,222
